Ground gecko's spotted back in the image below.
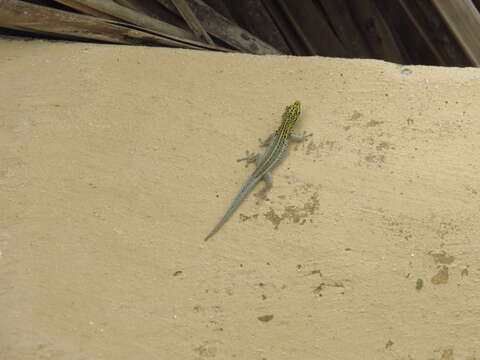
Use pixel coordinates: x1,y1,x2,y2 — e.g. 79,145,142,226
279,100,301,137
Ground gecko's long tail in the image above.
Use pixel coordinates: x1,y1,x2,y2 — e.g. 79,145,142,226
204,177,259,241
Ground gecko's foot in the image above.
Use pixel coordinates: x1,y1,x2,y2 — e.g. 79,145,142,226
304,131,313,139
237,151,259,168
258,137,268,147
290,131,313,142
255,184,272,201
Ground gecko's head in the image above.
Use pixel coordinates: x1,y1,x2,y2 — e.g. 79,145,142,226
282,100,301,134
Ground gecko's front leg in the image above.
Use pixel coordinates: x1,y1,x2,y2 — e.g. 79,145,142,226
258,132,275,147
289,131,312,142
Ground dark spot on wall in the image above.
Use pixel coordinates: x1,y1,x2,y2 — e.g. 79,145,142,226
194,342,218,358
351,111,363,121
365,154,385,163
365,120,384,127
416,278,423,290
376,141,391,151
431,266,449,285
257,314,274,322
430,251,454,265
440,348,454,360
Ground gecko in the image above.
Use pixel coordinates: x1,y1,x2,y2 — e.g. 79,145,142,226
205,100,305,241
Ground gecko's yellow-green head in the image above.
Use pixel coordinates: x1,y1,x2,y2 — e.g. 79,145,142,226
281,100,301,135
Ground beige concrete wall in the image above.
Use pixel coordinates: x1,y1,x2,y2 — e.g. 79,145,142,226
1,37,480,359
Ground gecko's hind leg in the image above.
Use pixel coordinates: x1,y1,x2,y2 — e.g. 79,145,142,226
262,172,273,190
237,132,275,168
257,171,273,198
237,151,263,168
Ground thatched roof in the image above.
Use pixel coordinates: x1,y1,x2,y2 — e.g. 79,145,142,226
1,0,479,66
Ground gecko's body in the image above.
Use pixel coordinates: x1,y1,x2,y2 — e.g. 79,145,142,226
205,101,304,241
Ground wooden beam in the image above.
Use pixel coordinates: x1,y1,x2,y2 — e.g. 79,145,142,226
432,0,480,66
171,0,215,45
